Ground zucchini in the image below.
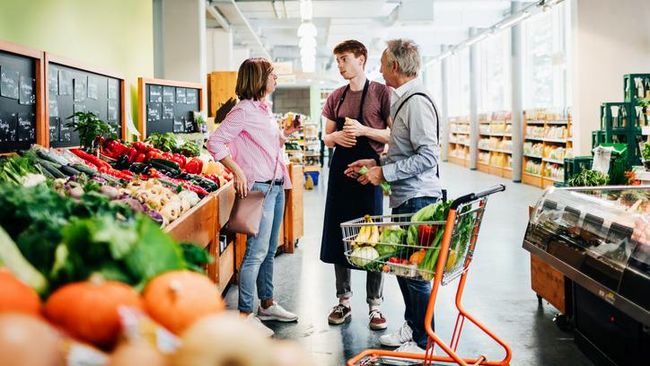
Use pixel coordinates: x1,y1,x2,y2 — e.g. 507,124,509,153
71,163,96,177
35,148,69,166
59,165,82,177
149,158,181,172
0,226,48,295
38,160,66,179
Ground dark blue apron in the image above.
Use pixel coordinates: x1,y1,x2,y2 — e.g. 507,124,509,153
320,79,383,266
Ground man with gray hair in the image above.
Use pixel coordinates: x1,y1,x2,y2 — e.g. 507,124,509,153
347,39,442,361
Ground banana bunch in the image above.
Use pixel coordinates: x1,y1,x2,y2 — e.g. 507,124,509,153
352,215,380,248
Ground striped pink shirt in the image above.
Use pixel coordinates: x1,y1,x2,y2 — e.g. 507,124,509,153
207,99,291,190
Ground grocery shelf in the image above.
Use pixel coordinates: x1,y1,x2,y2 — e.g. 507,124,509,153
543,157,565,165
524,154,543,159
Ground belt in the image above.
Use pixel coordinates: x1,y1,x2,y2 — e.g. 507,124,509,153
260,179,284,186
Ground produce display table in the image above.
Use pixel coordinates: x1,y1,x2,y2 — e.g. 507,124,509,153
281,163,304,254
163,163,304,293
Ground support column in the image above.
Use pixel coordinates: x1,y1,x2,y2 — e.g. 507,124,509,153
206,28,233,72
469,28,479,170
511,1,524,182
161,0,206,84
440,45,450,162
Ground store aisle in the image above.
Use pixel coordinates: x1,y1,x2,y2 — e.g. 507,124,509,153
225,162,594,366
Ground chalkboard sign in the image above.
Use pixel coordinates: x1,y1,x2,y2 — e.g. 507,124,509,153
0,40,41,152
138,78,203,138
46,54,124,148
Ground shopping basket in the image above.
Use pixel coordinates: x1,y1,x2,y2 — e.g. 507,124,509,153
341,185,512,366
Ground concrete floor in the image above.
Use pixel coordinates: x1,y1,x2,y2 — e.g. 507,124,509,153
225,162,595,365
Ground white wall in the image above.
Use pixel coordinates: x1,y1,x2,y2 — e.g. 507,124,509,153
206,28,233,72
161,0,206,84
571,0,650,155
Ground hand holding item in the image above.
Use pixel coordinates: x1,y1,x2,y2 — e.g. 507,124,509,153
343,117,366,137
345,159,377,178
357,166,391,194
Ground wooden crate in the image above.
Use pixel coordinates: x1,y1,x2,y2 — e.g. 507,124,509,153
530,254,566,313
282,164,304,253
164,195,216,249
217,182,236,228
218,242,235,292
503,168,513,180
448,156,465,166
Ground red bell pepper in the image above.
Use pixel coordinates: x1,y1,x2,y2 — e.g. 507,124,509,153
145,150,163,161
417,225,438,247
162,152,174,160
135,153,146,163
184,158,203,175
172,154,187,168
125,147,138,163
183,183,209,197
132,141,148,152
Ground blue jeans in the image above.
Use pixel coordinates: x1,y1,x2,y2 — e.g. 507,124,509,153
393,196,439,349
238,183,285,313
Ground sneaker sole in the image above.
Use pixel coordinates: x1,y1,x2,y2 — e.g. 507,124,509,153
257,315,299,322
369,322,388,331
328,314,352,325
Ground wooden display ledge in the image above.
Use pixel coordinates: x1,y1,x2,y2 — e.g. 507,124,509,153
164,192,217,249
528,205,567,313
477,162,490,174
281,164,304,254
448,156,468,167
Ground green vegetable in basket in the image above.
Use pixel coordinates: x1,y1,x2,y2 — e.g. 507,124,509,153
407,200,452,246
350,246,379,268
375,226,405,257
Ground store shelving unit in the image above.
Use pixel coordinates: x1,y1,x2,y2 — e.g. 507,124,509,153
477,111,513,179
447,116,470,167
522,109,573,188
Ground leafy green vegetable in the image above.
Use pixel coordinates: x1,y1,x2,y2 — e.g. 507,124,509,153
146,132,178,153
124,217,186,291
67,112,115,152
407,200,452,246
568,169,609,187
0,226,49,295
178,141,201,157
0,151,44,185
180,243,213,273
376,226,405,257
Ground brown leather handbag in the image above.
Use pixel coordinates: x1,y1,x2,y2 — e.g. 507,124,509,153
225,155,280,236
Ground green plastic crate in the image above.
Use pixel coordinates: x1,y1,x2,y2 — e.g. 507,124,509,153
624,74,650,104
564,156,593,184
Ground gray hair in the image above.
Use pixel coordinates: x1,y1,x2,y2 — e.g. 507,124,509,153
384,39,421,77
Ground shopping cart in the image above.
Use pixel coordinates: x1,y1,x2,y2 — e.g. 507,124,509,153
341,185,512,366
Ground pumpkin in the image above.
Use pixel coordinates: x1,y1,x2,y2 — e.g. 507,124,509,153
143,270,225,334
0,313,64,366
44,275,143,347
171,313,273,366
0,268,41,316
108,340,169,366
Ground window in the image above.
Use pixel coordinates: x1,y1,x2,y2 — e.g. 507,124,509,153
448,49,470,116
478,30,511,112
523,1,570,110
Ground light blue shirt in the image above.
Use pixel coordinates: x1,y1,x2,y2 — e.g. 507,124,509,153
381,79,443,208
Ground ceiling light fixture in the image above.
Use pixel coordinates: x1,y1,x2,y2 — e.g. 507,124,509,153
297,22,317,38
300,0,313,21
426,0,566,67
497,11,531,29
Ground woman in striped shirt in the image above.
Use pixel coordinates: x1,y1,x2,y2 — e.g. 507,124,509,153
207,58,300,336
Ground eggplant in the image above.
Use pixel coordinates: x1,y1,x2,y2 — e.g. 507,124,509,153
114,154,131,170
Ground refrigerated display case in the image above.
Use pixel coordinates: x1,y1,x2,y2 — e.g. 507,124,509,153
523,186,650,365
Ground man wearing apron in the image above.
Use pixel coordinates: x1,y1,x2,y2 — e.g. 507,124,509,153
320,40,392,330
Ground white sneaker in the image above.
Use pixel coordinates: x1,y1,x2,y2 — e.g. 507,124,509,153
381,341,426,365
379,322,414,347
257,302,299,322
246,313,274,337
